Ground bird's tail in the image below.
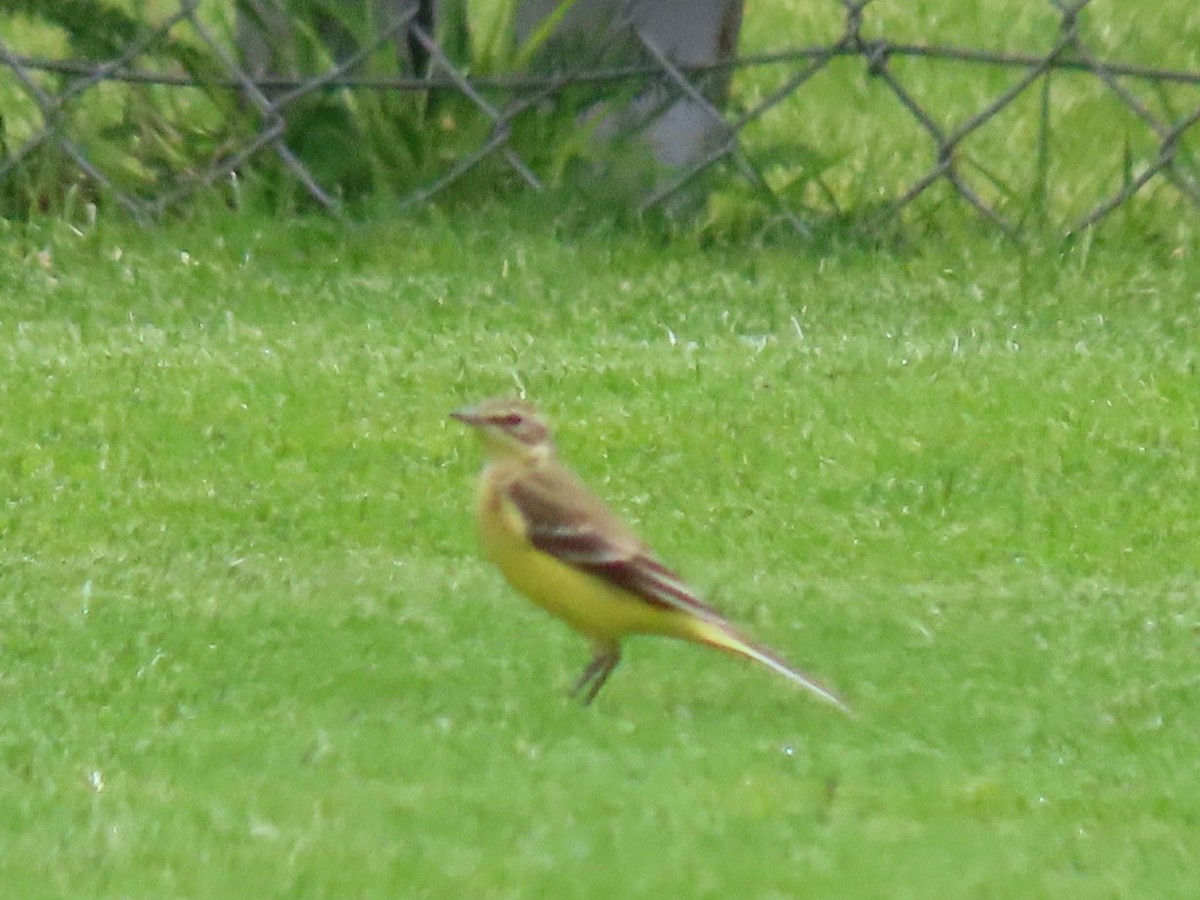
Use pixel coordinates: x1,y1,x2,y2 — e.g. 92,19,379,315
690,618,851,713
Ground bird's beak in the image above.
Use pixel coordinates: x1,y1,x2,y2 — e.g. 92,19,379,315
450,405,483,427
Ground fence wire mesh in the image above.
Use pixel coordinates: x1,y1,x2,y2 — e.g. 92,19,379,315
2,0,1199,235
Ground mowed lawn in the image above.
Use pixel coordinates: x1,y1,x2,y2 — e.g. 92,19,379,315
1,214,1197,896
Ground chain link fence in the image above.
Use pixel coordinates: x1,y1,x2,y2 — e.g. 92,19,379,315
2,0,1198,235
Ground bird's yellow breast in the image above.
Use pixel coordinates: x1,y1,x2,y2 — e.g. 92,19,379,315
475,468,691,644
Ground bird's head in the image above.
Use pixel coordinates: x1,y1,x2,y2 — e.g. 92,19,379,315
451,397,555,462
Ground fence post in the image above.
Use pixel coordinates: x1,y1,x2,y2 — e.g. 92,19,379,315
515,0,744,170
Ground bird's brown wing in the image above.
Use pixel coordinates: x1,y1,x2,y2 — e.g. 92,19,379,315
504,465,729,625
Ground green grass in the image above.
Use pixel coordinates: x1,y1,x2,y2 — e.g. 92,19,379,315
1,210,1197,895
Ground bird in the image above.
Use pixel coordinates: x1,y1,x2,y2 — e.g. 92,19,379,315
451,397,848,711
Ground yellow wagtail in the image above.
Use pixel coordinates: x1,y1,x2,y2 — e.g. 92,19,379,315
451,397,848,711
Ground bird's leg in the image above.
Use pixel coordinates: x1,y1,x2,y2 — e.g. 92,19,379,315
569,645,621,705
